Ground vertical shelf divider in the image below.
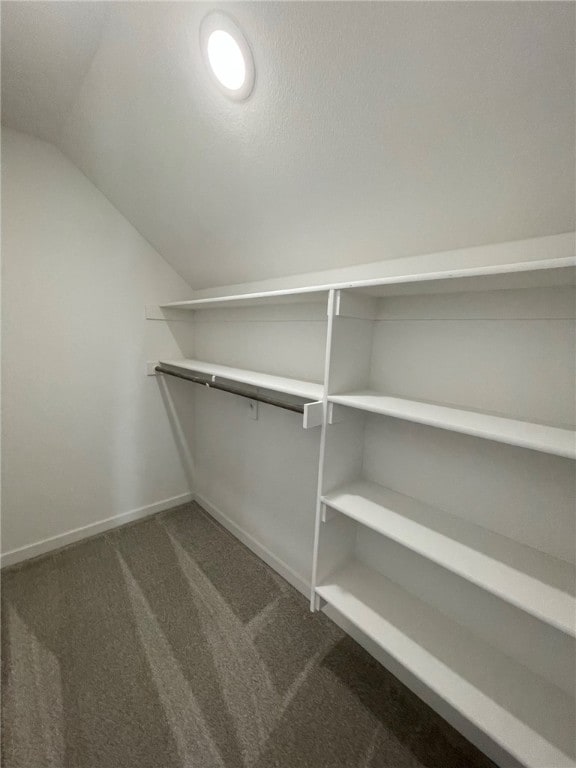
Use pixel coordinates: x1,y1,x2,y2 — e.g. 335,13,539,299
310,289,335,609
311,289,378,608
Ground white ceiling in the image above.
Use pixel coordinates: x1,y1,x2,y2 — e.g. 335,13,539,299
2,1,575,289
1,2,108,145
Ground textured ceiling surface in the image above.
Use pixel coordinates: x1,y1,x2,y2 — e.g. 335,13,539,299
2,2,575,289
1,2,108,145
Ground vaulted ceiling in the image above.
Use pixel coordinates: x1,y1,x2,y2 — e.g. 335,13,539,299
2,1,575,289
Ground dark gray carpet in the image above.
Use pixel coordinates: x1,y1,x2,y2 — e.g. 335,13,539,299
1,501,496,768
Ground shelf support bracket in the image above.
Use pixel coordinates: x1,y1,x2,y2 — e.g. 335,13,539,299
303,400,324,429
321,502,338,523
327,402,352,425
334,290,378,319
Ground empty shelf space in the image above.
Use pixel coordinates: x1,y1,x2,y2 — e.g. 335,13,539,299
321,480,576,637
157,359,323,400
327,392,576,459
316,560,576,768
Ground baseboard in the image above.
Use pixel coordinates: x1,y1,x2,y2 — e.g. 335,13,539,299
1,492,194,568
192,492,310,597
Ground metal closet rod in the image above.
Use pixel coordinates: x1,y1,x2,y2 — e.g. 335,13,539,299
155,365,306,414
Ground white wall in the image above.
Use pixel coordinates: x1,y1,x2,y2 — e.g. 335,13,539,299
191,385,321,588
1,128,195,562
165,301,329,589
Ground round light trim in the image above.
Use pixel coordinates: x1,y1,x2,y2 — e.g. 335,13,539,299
200,13,255,101
207,30,246,91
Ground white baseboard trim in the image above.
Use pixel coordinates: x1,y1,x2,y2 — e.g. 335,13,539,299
192,492,310,597
1,492,194,568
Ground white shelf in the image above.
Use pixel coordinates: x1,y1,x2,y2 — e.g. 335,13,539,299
350,262,575,297
322,480,576,637
158,359,323,401
327,392,576,459
316,561,576,768
161,288,330,311
161,256,574,311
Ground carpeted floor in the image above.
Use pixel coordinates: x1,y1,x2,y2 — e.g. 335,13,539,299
1,501,496,768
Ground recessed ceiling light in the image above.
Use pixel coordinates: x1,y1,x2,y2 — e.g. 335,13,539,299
200,13,255,101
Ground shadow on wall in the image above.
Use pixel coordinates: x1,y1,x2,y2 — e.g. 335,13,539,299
157,375,196,493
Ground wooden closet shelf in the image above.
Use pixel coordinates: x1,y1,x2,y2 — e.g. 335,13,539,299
327,392,575,459
158,359,324,401
161,257,574,310
316,560,576,768
322,480,576,637
160,288,329,310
